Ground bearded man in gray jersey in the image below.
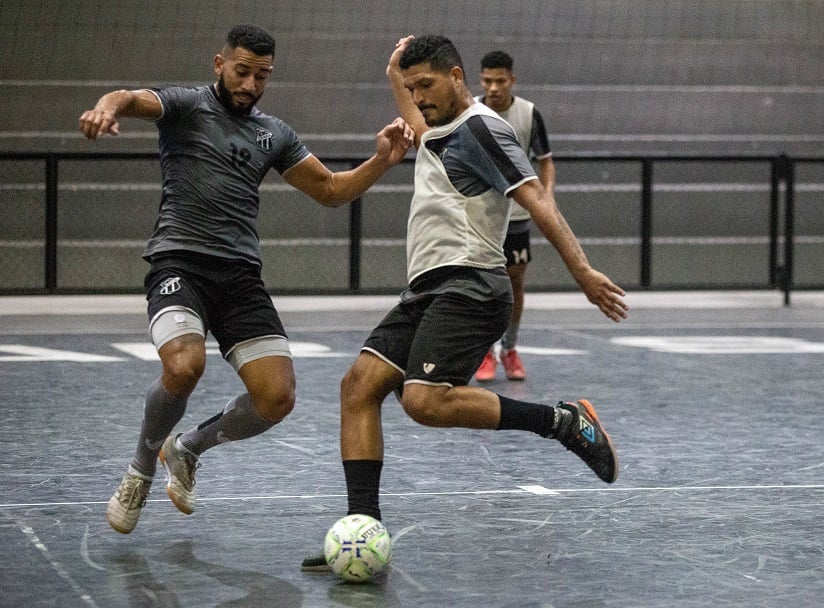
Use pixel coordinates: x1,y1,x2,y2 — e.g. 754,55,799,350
79,24,413,534
302,34,628,571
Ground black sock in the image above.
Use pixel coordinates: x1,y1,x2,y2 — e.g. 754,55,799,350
497,395,556,437
343,460,383,520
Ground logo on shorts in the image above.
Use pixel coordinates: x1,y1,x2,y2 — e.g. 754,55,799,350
256,128,272,152
159,276,181,295
423,362,436,374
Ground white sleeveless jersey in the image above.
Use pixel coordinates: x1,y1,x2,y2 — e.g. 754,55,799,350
474,95,551,221
407,103,537,283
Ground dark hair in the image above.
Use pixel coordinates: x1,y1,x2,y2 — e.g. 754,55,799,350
399,34,464,74
226,24,276,56
481,50,513,71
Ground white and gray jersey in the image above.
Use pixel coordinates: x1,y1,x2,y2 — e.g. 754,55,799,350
475,95,551,221
143,85,311,267
406,102,537,283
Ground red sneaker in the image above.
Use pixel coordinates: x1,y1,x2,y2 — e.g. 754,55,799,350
474,351,497,382
500,348,526,381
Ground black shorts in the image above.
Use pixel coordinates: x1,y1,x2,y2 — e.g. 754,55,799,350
363,291,511,387
144,253,287,357
503,220,531,267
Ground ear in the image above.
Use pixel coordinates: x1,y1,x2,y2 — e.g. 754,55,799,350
450,65,465,85
213,54,224,77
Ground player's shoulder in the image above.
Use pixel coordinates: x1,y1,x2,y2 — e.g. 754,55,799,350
250,106,295,132
464,104,515,135
510,95,536,113
154,83,210,99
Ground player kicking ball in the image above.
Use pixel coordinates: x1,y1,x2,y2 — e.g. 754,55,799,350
302,34,627,575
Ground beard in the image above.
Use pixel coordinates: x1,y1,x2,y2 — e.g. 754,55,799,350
420,98,461,127
215,75,260,115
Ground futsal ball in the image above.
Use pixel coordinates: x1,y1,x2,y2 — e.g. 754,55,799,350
323,514,392,583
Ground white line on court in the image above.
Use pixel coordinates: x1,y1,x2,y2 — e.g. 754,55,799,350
2,483,822,510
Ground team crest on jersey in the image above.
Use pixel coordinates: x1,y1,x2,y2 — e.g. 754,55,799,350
159,276,182,295
256,128,273,152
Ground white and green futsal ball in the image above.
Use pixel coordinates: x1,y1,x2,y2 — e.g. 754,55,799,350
323,514,392,582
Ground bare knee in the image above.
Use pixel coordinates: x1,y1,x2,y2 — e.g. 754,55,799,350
340,366,366,411
252,383,295,424
401,387,446,427
160,350,205,396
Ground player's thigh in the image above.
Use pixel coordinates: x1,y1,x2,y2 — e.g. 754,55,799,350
406,292,511,386
342,350,405,406
237,353,296,412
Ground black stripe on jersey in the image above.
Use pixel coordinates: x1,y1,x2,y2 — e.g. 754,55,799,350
531,108,551,154
465,115,524,186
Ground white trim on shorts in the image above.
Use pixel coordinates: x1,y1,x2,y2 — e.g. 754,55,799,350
361,346,404,375
149,305,205,350
404,378,455,388
226,335,292,371
361,347,455,388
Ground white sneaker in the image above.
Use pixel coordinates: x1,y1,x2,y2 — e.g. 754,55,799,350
107,467,152,534
159,435,199,515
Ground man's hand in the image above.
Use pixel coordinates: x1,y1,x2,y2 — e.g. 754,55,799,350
375,117,414,166
577,268,629,323
79,108,121,140
78,89,161,141
386,35,414,78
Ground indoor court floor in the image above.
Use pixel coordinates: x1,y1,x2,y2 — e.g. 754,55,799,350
1,291,823,607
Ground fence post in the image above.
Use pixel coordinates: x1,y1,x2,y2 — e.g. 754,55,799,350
781,155,795,306
45,155,58,293
639,158,653,288
348,159,362,293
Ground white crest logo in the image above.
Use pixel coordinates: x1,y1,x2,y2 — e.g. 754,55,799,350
423,362,435,374
256,128,272,152
159,277,181,295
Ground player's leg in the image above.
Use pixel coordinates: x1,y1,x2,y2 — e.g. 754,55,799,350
499,227,530,380
402,382,618,482
402,291,619,483
107,306,206,533
340,301,414,521
177,345,295,454
162,349,294,514
166,270,294,514
339,351,403,520
301,313,406,572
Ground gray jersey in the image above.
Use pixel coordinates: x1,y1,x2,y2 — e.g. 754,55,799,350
143,85,311,266
407,102,537,284
475,95,551,221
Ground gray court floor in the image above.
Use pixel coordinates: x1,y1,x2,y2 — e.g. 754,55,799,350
1,291,823,608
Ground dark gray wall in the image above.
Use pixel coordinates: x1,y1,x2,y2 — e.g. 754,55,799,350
3,0,823,155
1,1,822,293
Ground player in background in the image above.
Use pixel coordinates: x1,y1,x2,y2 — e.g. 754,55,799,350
79,24,413,534
473,50,555,382
302,34,627,571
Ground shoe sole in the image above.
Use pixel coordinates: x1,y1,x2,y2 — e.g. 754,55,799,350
300,554,332,573
576,399,619,483
158,447,195,515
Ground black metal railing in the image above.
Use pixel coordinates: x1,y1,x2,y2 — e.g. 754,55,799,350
1,151,821,304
